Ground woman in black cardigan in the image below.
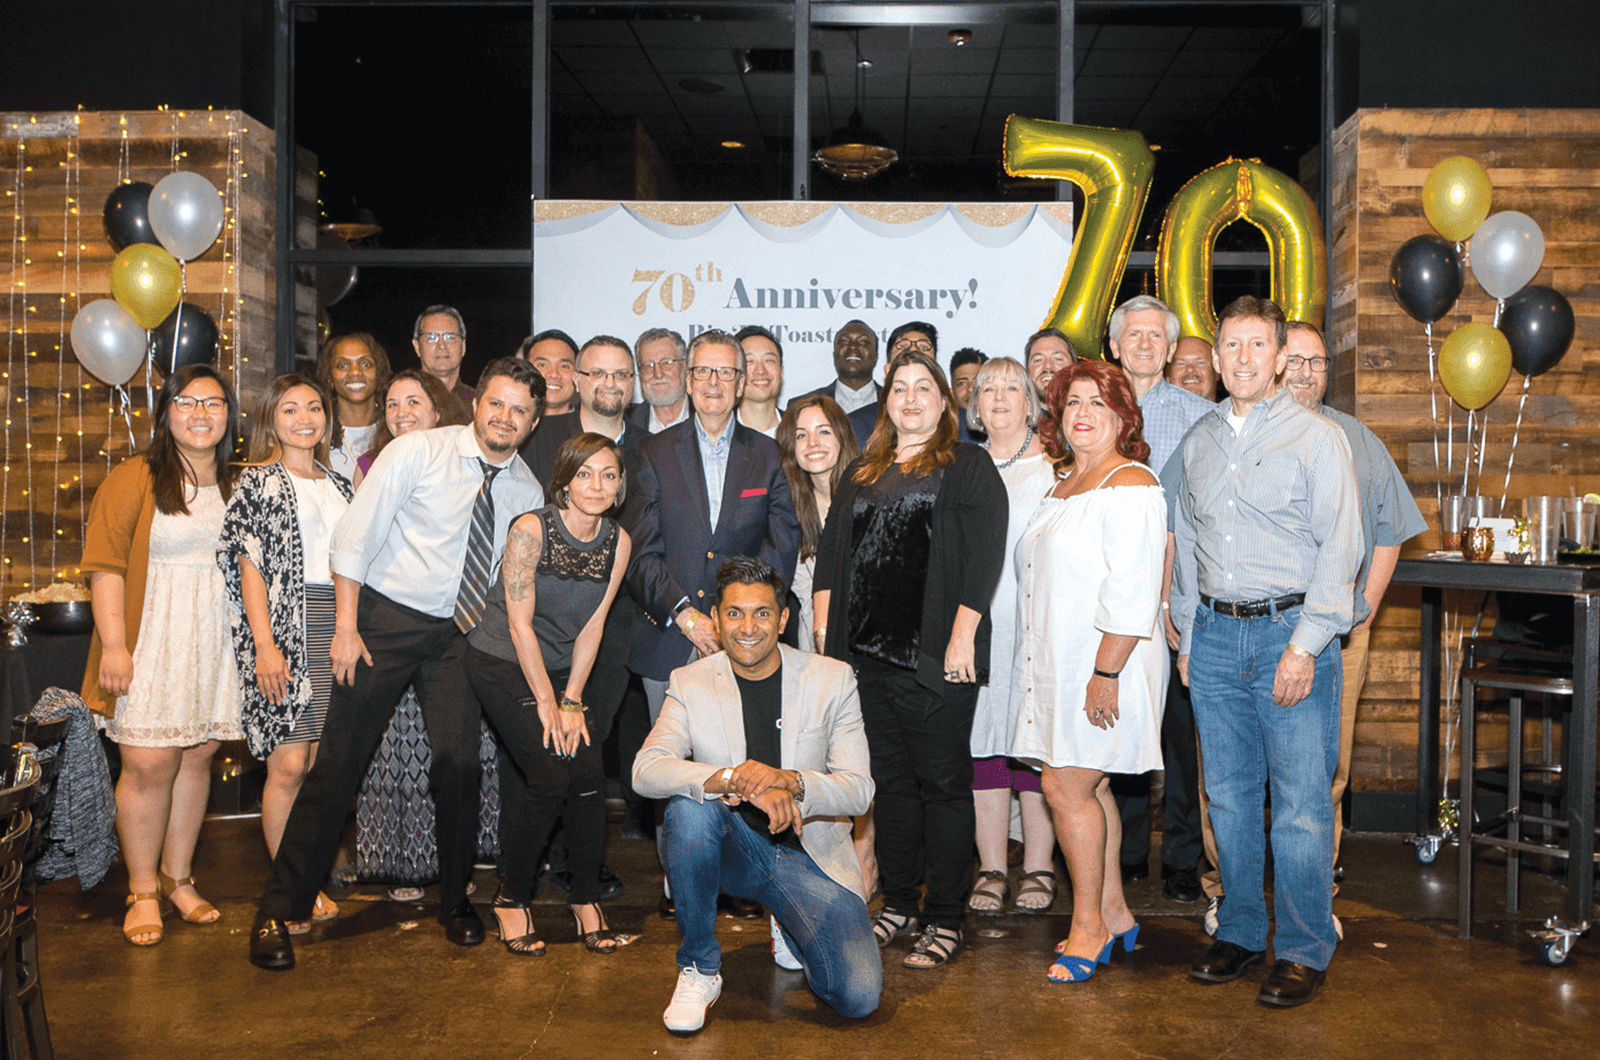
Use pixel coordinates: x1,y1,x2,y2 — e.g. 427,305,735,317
813,348,1008,969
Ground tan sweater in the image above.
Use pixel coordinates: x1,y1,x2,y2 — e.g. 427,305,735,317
79,456,158,718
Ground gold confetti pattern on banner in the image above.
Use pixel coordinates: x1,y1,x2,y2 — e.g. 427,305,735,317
626,202,730,226
1041,203,1074,225
952,204,1035,227
846,203,944,225
740,202,833,227
535,201,617,222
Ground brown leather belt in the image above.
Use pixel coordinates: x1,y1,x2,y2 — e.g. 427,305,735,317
1200,592,1306,619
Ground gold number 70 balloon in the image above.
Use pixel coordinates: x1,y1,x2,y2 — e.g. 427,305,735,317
1003,116,1155,359
1156,158,1326,344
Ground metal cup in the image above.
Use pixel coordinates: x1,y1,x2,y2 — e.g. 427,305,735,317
1561,498,1596,550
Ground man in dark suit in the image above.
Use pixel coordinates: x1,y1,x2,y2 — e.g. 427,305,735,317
795,319,880,447
624,329,801,918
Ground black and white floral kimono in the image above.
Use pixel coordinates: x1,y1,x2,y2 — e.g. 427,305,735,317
217,460,354,759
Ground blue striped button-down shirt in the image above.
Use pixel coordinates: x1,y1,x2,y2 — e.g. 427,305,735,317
1171,388,1361,657
694,413,736,531
1139,378,1215,474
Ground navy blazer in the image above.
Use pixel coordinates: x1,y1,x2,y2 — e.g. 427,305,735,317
621,417,800,681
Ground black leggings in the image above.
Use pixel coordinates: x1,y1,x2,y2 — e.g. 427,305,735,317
465,647,606,904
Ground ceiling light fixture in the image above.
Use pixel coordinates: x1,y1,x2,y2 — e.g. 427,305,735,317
813,30,897,181
721,140,745,149
947,29,972,46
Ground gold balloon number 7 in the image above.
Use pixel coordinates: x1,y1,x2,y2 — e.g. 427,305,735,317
1004,117,1326,355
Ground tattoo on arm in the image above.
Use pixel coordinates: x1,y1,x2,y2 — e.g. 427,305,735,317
503,519,542,602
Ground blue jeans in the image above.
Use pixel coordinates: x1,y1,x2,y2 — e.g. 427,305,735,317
1188,603,1341,970
663,796,881,1019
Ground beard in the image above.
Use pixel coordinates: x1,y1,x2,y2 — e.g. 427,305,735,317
590,389,626,417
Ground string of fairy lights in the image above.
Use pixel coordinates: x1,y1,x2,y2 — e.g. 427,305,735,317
1,108,249,593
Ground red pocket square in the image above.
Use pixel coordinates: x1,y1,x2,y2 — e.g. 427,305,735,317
740,488,767,498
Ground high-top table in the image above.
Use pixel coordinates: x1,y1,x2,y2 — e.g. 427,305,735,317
1391,555,1597,955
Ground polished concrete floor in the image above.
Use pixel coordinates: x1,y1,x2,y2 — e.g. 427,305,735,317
36,819,1600,1059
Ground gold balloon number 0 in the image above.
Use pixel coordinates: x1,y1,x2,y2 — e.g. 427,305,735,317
1004,117,1326,354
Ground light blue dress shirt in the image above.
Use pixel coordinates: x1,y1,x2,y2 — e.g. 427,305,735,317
693,413,736,532
1139,378,1216,474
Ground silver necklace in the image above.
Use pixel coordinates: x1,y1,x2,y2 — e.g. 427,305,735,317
984,424,1034,470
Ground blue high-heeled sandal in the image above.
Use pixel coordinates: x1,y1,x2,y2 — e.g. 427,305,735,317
1113,923,1140,956
1048,935,1115,983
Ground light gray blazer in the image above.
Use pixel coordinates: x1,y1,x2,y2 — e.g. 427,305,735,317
632,645,874,899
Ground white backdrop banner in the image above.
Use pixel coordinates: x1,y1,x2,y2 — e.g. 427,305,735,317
533,201,1074,399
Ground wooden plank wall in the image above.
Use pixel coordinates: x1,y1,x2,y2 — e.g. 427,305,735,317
1329,108,1600,796
0,111,287,598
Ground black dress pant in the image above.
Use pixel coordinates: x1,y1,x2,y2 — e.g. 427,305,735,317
1116,650,1203,873
259,587,484,920
468,648,605,904
855,657,979,930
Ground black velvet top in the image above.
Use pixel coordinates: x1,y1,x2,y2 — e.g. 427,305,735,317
846,464,941,670
815,443,1009,696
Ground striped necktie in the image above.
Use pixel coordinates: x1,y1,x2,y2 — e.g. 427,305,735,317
453,458,503,633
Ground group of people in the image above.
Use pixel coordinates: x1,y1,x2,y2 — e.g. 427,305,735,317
80,291,1423,1031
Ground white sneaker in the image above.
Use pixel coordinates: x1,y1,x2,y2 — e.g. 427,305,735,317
771,916,802,971
663,965,722,1033
1332,913,1343,941
1203,896,1220,938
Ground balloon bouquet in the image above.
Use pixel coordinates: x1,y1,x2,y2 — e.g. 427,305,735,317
70,172,226,439
1389,156,1575,509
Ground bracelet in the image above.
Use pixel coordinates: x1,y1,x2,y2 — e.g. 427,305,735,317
1092,667,1121,680
1160,600,1170,611
720,767,735,790
814,625,827,640
558,695,586,713
1285,644,1313,658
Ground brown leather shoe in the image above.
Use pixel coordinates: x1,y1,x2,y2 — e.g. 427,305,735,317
1257,960,1326,1007
1189,940,1265,983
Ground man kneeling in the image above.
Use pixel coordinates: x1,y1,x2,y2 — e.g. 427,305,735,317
633,557,881,1033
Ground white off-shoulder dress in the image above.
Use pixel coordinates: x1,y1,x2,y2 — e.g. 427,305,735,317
1009,468,1168,773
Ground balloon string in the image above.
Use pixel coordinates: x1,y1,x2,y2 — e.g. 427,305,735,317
144,331,155,430
1499,375,1532,513
1476,407,1489,501
1461,409,1474,500
1492,298,1504,328
171,261,186,377
115,386,137,451
1425,323,1443,526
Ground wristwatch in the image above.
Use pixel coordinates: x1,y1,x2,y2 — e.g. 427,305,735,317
792,770,806,804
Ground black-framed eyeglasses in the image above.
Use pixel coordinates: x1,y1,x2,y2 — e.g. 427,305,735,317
689,365,743,382
171,396,228,413
577,368,636,383
419,331,462,344
1285,355,1328,371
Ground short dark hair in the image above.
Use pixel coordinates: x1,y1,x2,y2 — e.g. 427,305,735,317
413,304,466,341
713,556,787,609
1217,295,1288,349
734,324,783,363
547,432,626,516
950,347,987,373
576,334,633,371
475,356,547,418
888,320,938,354
1024,327,1077,362
524,329,579,359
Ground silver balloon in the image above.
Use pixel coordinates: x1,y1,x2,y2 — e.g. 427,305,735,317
71,299,148,386
1469,210,1545,300
148,171,225,262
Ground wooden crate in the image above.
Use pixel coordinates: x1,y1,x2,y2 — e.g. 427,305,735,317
0,110,307,597
1329,108,1600,795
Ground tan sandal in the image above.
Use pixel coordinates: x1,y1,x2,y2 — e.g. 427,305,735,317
123,892,165,946
159,872,221,925
287,892,340,936
1014,870,1058,914
967,870,1009,916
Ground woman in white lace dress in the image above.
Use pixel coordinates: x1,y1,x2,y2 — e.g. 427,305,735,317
1011,360,1167,984
82,365,243,945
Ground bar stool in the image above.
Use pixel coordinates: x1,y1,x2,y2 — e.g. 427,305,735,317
0,761,40,1060
9,715,68,1060
1457,649,1600,964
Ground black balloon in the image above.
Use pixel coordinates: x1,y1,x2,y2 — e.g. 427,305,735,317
1500,285,1575,378
1389,234,1464,324
150,303,219,375
103,181,157,253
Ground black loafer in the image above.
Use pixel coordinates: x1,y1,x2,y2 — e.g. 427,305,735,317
658,894,676,920
598,863,625,900
249,911,295,971
440,899,484,946
1258,960,1326,1007
720,895,764,920
1163,867,1203,903
1189,940,1266,983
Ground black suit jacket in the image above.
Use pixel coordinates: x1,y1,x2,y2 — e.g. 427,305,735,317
793,380,881,449
519,410,642,490
621,417,800,681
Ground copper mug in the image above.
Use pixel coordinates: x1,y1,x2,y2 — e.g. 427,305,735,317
1461,526,1495,562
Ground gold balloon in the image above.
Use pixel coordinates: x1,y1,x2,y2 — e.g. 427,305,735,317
1155,158,1327,345
1422,156,1492,243
109,243,183,330
1003,116,1155,359
1438,321,1512,410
